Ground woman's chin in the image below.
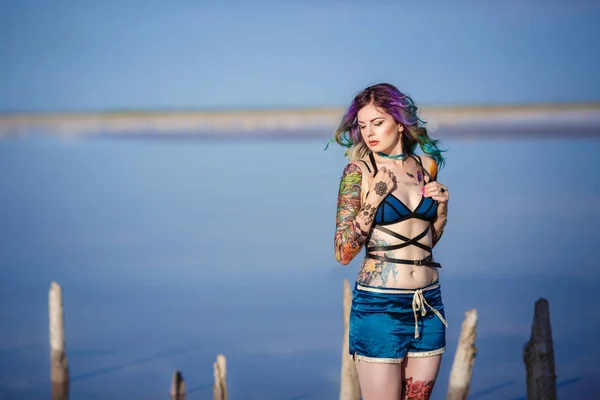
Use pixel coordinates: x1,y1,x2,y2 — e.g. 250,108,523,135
371,146,391,154
366,143,392,154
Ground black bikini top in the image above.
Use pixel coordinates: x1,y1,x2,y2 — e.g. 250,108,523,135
359,152,441,269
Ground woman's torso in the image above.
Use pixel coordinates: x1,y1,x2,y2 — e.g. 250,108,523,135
356,153,440,289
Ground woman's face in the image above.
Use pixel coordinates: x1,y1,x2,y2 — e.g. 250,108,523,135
357,103,403,154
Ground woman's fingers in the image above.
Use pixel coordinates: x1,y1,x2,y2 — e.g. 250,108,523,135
423,182,449,201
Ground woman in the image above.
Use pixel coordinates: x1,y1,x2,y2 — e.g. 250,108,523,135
332,83,450,400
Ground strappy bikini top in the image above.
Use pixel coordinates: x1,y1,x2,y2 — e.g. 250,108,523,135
359,152,442,269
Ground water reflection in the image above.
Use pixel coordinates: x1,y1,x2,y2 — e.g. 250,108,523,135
0,134,599,399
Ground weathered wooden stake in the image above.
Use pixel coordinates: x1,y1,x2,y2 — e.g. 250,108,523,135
170,370,186,399
523,298,557,400
446,309,478,400
340,279,360,400
49,281,69,400
213,353,227,400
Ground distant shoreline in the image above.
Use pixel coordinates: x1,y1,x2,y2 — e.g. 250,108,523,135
2,103,600,138
2,101,600,116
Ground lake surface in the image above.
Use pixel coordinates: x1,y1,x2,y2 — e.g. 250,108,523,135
1,130,600,399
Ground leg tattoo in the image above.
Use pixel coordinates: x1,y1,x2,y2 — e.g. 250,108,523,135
403,377,435,400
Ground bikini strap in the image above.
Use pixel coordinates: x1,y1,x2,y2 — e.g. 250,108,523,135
368,152,378,175
359,160,372,174
412,154,436,183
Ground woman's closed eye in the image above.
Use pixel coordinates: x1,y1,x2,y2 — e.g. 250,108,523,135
359,122,382,129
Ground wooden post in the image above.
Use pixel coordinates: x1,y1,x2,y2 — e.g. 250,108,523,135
523,298,557,400
49,281,69,400
446,309,478,400
340,279,360,400
213,354,227,400
170,370,186,399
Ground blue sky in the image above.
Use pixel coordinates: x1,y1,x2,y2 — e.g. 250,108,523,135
1,0,599,112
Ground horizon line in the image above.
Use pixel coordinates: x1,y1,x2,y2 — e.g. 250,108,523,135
2,100,600,117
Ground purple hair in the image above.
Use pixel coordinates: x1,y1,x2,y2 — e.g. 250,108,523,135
332,83,446,168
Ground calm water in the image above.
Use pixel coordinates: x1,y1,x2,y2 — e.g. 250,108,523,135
1,131,600,399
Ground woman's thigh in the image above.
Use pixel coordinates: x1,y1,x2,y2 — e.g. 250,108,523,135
401,355,443,400
355,360,403,400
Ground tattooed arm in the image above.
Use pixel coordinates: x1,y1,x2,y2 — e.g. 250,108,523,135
334,162,391,265
334,163,376,265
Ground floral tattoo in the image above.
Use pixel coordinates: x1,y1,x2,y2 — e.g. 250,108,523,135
403,378,435,400
374,181,387,196
357,258,384,285
357,237,400,286
334,163,368,264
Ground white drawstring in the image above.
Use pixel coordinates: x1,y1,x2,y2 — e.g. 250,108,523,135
412,289,448,338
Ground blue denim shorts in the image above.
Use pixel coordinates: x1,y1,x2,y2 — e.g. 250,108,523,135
349,280,448,363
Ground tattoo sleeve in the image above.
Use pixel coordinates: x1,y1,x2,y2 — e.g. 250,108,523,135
334,163,376,265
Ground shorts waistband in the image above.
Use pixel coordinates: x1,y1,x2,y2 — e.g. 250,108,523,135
355,280,440,295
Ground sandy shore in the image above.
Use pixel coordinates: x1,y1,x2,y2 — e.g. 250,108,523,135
1,103,600,138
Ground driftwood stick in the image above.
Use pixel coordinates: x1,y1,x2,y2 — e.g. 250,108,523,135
213,354,227,400
340,279,360,400
49,281,69,400
523,298,557,400
170,370,186,399
446,309,478,400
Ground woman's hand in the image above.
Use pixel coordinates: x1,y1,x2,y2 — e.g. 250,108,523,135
356,166,396,228
423,181,449,207
366,166,396,204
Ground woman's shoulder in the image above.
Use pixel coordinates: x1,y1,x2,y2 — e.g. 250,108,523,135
341,158,372,177
416,154,438,179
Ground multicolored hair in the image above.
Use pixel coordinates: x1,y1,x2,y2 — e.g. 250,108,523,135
328,83,447,168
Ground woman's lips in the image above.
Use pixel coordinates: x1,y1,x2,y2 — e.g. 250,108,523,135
369,140,379,146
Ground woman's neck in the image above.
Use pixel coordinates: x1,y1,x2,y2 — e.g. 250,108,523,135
374,143,405,162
